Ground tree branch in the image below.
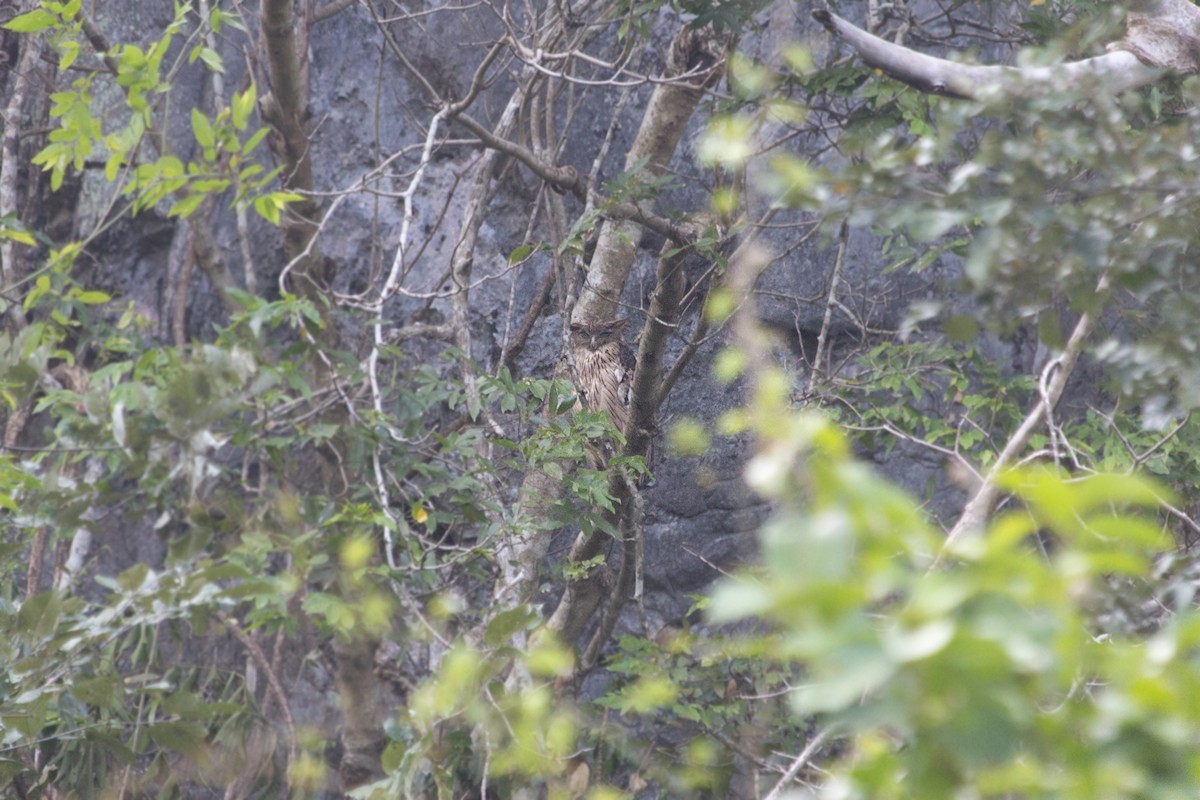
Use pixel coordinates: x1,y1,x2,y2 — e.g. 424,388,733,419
576,25,731,323
812,4,1170,99
0,30,43,318
942,274,1110,553
496,25,732,629
260,0,327,290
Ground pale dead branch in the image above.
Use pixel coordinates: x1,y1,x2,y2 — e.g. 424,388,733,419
811,1,1197,100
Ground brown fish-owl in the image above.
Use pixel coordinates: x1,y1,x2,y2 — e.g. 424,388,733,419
569,318,637,439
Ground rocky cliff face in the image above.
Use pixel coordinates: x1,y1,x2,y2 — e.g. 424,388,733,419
3,3,1047,792
52,0,988,623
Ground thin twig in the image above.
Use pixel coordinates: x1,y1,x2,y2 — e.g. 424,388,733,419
806,220,850,395
216,611,298,770
942,272,1111,555
763,729,829,800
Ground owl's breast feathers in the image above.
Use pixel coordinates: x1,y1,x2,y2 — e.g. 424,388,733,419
570,319,636,436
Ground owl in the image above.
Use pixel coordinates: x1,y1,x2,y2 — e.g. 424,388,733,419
570,318,637,439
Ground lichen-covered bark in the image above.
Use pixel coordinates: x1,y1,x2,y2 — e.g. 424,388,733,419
259,0,327,291
0,32,43,321
576,26,731,323
1118,0,1200,73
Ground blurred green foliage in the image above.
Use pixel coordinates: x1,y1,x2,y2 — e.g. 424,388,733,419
5,0,1200,797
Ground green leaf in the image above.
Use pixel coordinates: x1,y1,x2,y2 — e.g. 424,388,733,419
507,243,534,264
0,228,35,246
4,9,57,32
253,194,280,224
668,418,710,456
73,675,120,708
484,605,540,647
58,39,79,71
147,722,207,756
252,191,303,225
883,620,955,663
23,274,52,312
943,315,979,343
790,642,895,715
232,85,256,131
707,579,773,622
0,758,30,785
17,590,64,642
190,108,215,149
242,127,269,154
198,46,224,73
7,693,50,738
105,153,122,181
1073,473,1170,513
116,562,150,591
612,675,678,713
698,115,756,167
169,192,205,219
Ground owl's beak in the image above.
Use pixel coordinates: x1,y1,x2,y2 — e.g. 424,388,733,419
591,336,598,349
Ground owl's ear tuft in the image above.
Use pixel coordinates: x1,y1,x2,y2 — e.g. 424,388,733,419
608,318,629,332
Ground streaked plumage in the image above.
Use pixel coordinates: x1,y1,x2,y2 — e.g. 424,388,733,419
570,318,636,438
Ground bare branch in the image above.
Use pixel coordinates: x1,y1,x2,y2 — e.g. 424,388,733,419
942,273,1110,552
812,5,1168,99
216,611,297,772
806,220,849,395
763,729,830,800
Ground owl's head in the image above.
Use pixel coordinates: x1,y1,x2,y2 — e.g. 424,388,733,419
570,318,628,351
